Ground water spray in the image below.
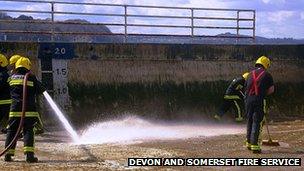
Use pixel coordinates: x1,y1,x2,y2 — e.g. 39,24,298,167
0,71,243,150
79,116,245,144
43,92,80,142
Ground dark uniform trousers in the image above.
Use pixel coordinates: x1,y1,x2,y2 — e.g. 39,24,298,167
246,99,267,150
5,71,44,156
5,117,38,155
0,104,10,128
0,68,11,130
219,95,244,121
218,76,246,121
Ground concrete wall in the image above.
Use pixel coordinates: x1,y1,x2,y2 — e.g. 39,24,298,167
1,42,303,84
1,42,303,122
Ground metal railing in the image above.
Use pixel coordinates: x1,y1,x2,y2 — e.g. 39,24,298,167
0,0,256,43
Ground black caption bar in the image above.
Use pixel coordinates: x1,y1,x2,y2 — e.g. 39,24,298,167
128,158,301,166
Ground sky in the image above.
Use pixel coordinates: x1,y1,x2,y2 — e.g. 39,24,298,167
1,0,304,38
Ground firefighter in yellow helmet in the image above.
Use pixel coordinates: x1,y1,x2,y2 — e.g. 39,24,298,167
245,56,274,153
1,54,22,134
0,54,11,133
3,55,44,135
214,72,250,122
9,55,22,67
4,57,45,162
8,55,22,73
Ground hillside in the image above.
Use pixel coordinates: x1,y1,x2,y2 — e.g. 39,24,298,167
0,13,303,44
0,13,113,42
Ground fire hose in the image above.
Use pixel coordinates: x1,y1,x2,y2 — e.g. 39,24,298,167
0,72,30,157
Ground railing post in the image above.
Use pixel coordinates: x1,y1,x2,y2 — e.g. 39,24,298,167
191,8,194,37
124,5,127,43
236,10,240,36
253,10,256,43
51,1,55,42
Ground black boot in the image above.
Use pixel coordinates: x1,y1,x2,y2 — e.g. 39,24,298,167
34,128,44,135
252,149,262,154
4,154,13,162
1,128,7,134
26,153,38,163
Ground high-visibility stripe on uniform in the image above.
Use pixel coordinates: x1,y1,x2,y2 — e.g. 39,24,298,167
37,115,44,127
23,146,35,153
0,99,12,105
9,112,39,117
224,95,240,100
250,145,260,151
233,100,242,119
9,79,34,87
245,140,251,148
236,84,243,90
7,149,15,155
263,99,267,114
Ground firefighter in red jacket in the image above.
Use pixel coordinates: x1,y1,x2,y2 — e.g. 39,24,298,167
245,56,274,153
4,57,45,162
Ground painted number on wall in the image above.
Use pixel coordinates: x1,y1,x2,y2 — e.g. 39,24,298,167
54,47,66,55
52,59,70,109
38,43,74,59
55,68,67,76
57,87,68,95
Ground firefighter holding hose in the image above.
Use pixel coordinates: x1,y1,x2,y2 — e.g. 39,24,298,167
3,54,45,135
0,54,11,133
4,57,45,162
245,56,274,153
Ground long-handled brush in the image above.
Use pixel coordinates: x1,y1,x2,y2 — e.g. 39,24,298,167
262,117,280,146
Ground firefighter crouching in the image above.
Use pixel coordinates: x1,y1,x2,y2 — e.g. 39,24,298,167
245,56,274,154
214,72,249,122
0,54,11,133
4,57,46,162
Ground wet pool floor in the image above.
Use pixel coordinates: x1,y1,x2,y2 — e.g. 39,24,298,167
0,119,303,170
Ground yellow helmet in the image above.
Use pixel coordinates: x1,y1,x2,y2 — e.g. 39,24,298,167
9,55,22,65
15,57,31,70
242,72,250,80
0,54,8,67
255,56,270,69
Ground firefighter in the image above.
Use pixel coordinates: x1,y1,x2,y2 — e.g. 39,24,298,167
0,54,22,134
7,54,45,135
4,57,45,162
0,54,11,133
214,72,249,122
8,54,21,72
245,56,274,154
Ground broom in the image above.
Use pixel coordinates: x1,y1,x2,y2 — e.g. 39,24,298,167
262,116,280,146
